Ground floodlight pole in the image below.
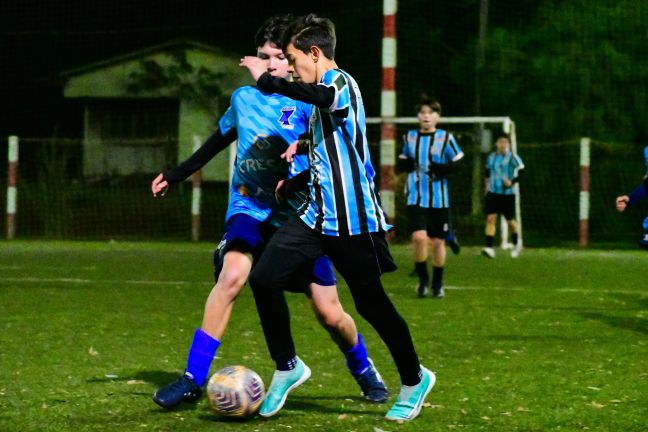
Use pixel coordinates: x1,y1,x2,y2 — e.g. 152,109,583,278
380,0,397,220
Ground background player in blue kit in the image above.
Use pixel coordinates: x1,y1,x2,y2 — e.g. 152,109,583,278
397,97,464,298
240,13,434,422
150,14,387,410
615,145,648,249
482,134,525,258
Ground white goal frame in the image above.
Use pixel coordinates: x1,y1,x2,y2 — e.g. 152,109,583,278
366,116,522,249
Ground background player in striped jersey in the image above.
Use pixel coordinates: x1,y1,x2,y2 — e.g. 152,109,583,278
482,133,525,258
397,97,464,298
615,145,648,249
149,14,387,411
240,13,434,422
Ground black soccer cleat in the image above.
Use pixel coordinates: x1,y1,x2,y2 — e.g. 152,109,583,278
416,283,429,298
446,231,461,255
153,373,202,409
354,358,388,403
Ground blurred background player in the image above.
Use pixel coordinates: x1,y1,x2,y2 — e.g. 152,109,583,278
397,97,464,298
150,14,387,410
482,133,525,258
615,145,648,249
240,14,435,422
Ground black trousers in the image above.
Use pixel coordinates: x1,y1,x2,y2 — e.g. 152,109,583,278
249,217,422,385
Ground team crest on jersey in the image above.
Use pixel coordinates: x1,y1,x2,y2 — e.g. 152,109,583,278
279,106,296,129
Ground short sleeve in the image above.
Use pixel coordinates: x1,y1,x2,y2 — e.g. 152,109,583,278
218,105,236,135
401,132,413,158
319,70,350,113
513,154,525,170
444,133,464,162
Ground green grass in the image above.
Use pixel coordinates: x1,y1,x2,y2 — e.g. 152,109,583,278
0,241,646,431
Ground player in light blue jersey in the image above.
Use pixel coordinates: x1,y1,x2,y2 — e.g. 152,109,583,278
241,13,434,422
150,14,387,411
615,145,648,249
397,97,464,298
482,133,525,258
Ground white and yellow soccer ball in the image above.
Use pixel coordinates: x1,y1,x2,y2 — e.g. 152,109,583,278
206,366,265,418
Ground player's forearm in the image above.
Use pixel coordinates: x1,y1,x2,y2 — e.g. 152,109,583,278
396,155,415,173
163,128,236,183
428,160,460,176
257,72,335,108
511,170,523,184
627,178,648,205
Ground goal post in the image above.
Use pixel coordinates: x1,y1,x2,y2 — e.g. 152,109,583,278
367,115,522,249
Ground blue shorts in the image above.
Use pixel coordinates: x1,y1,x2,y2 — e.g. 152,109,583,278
213,213,336,288
311,255,337,287
213,214,270,281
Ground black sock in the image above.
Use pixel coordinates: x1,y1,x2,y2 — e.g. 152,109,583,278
415,261,429,286
511,233,519,246
486,235,495,248
276,356,297,371
432,266,444,290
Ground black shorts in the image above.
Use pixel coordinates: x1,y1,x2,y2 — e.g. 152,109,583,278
407,206,449,239
485,192,516,220
261,216,397,290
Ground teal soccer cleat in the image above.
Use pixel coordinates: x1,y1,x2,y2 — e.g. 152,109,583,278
259,357,311,417
385,367,436,422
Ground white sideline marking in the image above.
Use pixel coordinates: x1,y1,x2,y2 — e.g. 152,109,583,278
2,278,644,296
2,277,196,286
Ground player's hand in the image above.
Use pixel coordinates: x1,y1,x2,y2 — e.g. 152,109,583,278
151,173,169,197
275,179,289,203
282,141,299,163
239,56,267,81
616,195,629,212
503,178,513,187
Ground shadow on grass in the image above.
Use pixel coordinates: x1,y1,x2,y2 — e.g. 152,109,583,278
580,313,648,335
86,370,180,386
579,292,648,335
196,394,380,422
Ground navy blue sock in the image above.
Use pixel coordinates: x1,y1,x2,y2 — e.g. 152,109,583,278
432,266,444,291
344,333,371,376
511,233,519,246
415,261,429,286
276,357,298,371
486,235,495,248
185,328,220,386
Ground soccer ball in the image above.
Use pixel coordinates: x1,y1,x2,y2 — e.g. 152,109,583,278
206,366,265,418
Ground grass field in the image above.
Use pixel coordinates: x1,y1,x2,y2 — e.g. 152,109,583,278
0,241,646,432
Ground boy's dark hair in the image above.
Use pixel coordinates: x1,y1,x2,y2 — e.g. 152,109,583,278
496,132,511,142
281,13,336,59
255,14,295,49
416,94,442,115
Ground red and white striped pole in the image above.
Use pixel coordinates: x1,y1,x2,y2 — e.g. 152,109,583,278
380,0,398,221
191,135,203,242
6,136,18,239
579,137,590,247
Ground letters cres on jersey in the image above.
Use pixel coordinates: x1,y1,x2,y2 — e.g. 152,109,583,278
218,86,310,222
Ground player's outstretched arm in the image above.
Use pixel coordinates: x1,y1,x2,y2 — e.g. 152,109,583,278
151,128,237,197
239,57,335,108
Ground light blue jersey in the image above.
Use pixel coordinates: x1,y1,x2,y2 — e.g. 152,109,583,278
218,86,311,222
485,151,525,195
300,69,390,236
401,129,464,208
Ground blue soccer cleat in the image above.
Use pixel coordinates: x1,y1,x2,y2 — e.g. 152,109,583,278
259,357,311,417
385,366,436,422
354,358,388,403
153,373,202,409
